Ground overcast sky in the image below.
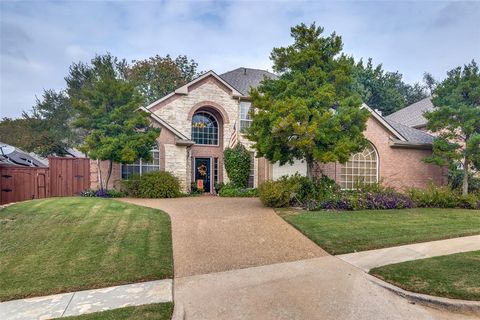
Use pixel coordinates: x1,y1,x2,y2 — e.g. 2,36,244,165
1,0,479,119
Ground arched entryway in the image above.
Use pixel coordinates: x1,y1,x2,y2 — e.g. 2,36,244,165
190,106,224,193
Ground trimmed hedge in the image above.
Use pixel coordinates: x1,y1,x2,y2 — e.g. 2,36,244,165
123,171,181,198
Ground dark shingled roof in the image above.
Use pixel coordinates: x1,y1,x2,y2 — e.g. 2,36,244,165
384,118,435,145
385,97,435,128
220,67,278,95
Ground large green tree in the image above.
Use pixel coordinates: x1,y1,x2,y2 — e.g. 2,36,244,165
68,54,160,189
127,54,199,105
247,23,370,179
425,60,480,195
0,90,79,157
353,58,428,115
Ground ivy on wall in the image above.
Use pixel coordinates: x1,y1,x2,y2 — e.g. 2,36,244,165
224,143,251,188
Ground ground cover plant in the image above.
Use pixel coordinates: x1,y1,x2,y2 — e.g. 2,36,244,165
278,208,480,255
370,251,480,301
218,182,258,197
0,197,173,301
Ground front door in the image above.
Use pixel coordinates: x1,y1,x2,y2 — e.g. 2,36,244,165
194,158,211,192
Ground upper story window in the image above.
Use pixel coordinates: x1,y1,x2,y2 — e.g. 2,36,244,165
240,102,252,133
192,111,218,145
340,143,378,189
121,143,160,179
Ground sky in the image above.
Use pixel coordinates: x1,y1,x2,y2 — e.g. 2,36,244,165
1,0,479,119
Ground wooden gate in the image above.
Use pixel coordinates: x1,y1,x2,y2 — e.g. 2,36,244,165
0,165,49,205
49,157,90,197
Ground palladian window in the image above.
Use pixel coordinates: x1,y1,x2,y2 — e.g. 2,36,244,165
340,144,378,189
121,144,160,179
192,111,218,145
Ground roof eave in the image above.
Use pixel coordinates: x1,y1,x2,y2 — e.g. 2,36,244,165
389,138,432,150
361,103,407,141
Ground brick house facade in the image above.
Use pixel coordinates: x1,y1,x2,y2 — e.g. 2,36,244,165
91,68,447,192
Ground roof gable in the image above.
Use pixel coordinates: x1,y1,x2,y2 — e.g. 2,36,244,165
145,71,243,111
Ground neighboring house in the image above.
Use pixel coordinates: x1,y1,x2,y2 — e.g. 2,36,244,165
0,143,48,167
94,68,446,192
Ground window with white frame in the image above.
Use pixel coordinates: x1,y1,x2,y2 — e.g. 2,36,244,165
192,111,218,145
340,144,378,189
121,144,160,179
240,102,252,133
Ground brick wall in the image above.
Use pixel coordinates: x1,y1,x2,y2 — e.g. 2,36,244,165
316,117,448,190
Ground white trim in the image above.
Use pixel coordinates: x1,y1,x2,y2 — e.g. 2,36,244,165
145,71,244,110
361,103,407,141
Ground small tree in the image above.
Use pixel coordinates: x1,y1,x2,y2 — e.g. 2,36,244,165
425,60,480,195
69,54,160,190
224,143,251,187
247,23,370,179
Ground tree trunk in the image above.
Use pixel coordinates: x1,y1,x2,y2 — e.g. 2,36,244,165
306,159,314,180
104,160,113,191
96,159,104,190
462,156,469,196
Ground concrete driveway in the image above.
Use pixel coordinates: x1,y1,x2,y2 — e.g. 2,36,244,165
122,197,326,277
122,197,477,320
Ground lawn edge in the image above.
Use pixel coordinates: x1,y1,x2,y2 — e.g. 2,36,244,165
276,208,480,255
368,274,480,314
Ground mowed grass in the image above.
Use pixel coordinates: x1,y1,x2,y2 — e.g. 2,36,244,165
60,303,173,320
0,197,173,301
278,208,480,255
370,251,480,301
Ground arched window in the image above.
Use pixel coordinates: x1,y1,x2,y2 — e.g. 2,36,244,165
121,143,160,179
340,143,378,189
192,111,218,145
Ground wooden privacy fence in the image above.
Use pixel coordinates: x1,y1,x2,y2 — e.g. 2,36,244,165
0,157,90,205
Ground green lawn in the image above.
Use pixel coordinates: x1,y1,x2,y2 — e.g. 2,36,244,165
278,208,480,255
60,303,173,320
0,197,173,301
370,251,480,301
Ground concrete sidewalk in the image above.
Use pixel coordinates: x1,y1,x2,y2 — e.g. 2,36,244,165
337,235,480,271
0,280,172,320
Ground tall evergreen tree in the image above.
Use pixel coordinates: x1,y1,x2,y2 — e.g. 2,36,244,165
247,23,370,178
425,60,480,195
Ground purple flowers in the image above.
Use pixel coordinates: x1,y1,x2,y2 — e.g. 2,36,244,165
316,191,415,211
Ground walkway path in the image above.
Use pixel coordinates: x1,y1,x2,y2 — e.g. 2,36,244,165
0,280,172,320
122,197,478,320
337,234,480,271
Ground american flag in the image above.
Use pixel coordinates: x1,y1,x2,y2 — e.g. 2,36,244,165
229,122,238,148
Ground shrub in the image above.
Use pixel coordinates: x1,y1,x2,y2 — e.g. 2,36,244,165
218,183,258,197
277,173,339,205
258,180,291,207
407,185,480,209
123,171,181,198
224,143,251,187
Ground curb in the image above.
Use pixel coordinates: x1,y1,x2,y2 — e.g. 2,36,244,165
369,275,480,315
